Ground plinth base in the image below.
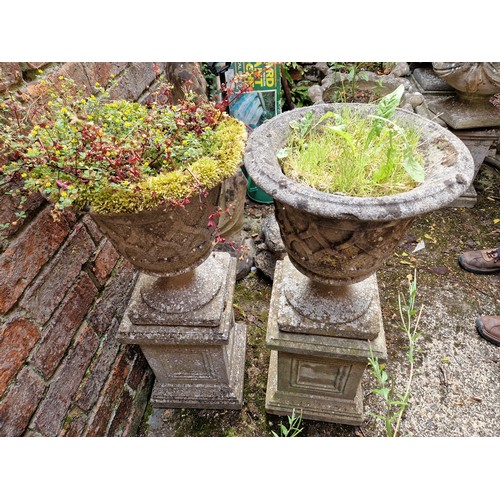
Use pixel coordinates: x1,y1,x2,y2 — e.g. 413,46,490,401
117,252,246,410
264,259,387,425
149,323,246,409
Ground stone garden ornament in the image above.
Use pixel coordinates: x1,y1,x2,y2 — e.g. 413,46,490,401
245,100,475,424
0,74,249,410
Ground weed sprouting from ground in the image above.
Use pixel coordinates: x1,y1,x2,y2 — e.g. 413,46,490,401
368,270,423,437
271,409,304,437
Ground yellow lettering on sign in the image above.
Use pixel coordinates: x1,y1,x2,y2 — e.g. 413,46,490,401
265,66,276,87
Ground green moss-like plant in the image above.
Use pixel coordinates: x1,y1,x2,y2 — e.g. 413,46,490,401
76,117,246,214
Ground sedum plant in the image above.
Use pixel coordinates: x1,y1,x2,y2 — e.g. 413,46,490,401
277,85,425,197
0,74,247,214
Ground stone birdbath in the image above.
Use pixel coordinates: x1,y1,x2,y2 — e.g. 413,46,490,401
244,102,475,425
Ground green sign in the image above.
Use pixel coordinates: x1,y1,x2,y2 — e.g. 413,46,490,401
227,62,281,129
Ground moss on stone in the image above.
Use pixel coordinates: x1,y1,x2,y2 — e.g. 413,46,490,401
77,116,247,214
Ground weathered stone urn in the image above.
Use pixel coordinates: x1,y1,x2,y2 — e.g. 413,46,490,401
91,185,221,277
92,183,247,410
245,103,474,424
428,62,500,130
412,63,500,207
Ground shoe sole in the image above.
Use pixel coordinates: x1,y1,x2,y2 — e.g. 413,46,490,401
475,318,500,346
458,257,500,275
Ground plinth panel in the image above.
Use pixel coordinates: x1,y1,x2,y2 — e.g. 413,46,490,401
141,345,222,384
150,324,247,409
266,351,364,425
282,354,365,400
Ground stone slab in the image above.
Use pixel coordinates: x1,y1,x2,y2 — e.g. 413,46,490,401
117,297,233,345
428,97,500,129
410,67,454,94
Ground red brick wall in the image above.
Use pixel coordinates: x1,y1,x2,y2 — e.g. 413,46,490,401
0,62,202,436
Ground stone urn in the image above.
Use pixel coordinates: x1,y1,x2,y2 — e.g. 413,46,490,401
428,62,500,129
244,103,474,424
92,183,247,410
246,103,474,285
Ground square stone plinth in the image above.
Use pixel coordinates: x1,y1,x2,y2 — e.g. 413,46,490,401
117,253,246,410
265,259,387,425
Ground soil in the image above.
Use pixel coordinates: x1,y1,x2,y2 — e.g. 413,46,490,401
145,152,500,438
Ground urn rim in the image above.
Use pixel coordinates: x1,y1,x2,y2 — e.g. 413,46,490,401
244,103,475,222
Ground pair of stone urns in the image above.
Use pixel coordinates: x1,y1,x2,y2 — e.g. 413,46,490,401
93,103,474,426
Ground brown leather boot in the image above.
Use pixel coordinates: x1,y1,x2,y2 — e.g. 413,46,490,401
476,316,500,346
458,248,500,274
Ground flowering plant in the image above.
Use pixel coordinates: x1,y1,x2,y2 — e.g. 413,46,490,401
0,74,247,214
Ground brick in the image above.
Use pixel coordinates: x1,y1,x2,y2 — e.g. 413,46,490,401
62,413,87,437
74,320,121,412
87,260,136,336
21,224,96,323
106,387,134,436
125,349,151,392
0,319,40,397
82,214,105,243
31,273,99,379
0,367,45,436
0,178,45,239
24,62,49,70
84,346,136,436
26,62,91,100
62,209,79,227
92,239,119,285
122,368,154,436
0,206,71,314
30,324,99,436
0,63,22,93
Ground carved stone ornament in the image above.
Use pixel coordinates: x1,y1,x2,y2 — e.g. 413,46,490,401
90,184,220,277
432,62,500,99
429,62,500,129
